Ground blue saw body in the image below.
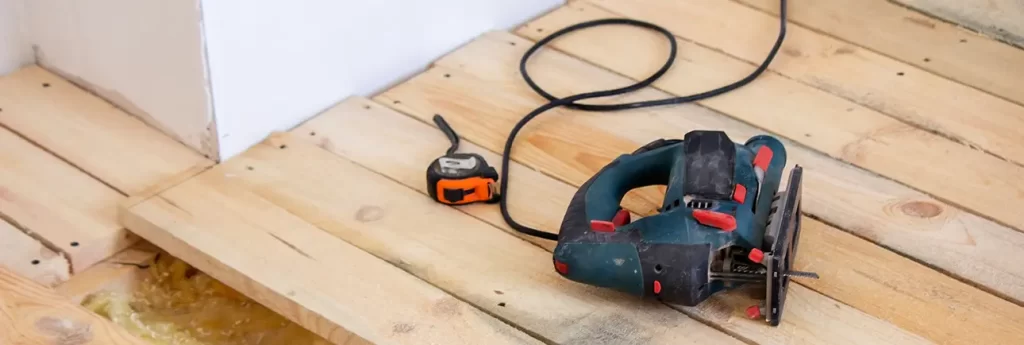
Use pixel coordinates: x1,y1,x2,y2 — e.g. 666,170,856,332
553,130,796,308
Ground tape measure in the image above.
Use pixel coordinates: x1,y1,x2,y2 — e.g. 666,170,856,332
426,115,500,205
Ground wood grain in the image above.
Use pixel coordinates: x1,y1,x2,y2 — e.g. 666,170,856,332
735,0,1024,106
193,133,746,345
0,65,214,196
0,218,69,288
373,33,1024,343
513,3,1024,233
120,167,546,345
578,0,1024,166
379,30,1024,304
891,0,1024,47
293,96,935,345
0,126,134,273
0,266,149,345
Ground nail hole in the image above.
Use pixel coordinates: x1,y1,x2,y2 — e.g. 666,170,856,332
654,264,663,273
363,105,371,110
897,72,904,76
923,58,930,62
42,83,50,88
247,166,255,171
70,241,79,247
960,39,967,43
31,260,40,265
804,133,812,137
509,42,516,46
494,290,504,295
537,28,544,32
393,100,401,104
846,108,854,112
498,302,506,307
279,144,287,149
444,73,451,78
309,131,316,136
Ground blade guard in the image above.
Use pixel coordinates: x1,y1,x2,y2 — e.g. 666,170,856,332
763,165,804,326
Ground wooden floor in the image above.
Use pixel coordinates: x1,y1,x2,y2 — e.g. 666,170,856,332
4,0,1024,344
0,66,214,343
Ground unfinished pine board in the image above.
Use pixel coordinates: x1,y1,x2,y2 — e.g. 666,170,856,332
892,0,1024,47
0,218,69,288
0,126,133,274
515,3,1024,232
0,266,149,345
121,180,542,345
0,65,214,196
373,35,1024,343
578,0,1024,166
293,97,936,345
378,31,1024,305
145,133,749,345
736,0,1024,106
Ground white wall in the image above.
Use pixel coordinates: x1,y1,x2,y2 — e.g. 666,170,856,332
0,0,33,76
203,0,563,159
16,0,562,161
23,0,216,158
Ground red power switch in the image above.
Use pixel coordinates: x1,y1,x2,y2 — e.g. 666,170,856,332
692,210,737,231
590,220,616,232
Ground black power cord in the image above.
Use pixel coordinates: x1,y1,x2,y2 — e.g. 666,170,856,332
498,1,788,241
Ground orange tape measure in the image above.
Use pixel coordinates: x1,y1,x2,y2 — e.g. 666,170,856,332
426,115,500,205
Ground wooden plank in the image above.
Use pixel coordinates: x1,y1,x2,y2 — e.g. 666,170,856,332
0,219,69,288
735,0,1024,106
892,0,1024,47
381,31,1024,304
163,133,746,345
372,33,1024,343
120,167,546,345
513,3,1024,232
575,0,1024,166
294,96,936,345
0,266,149,345
56,243,372,345
0,126,134,273
0,65,214,196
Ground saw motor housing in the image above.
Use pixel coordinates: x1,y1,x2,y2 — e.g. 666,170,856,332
553,130,800,323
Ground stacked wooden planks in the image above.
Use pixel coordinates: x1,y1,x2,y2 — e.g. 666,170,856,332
0,66,213,284
118,0,1024,343
0,66,213,343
